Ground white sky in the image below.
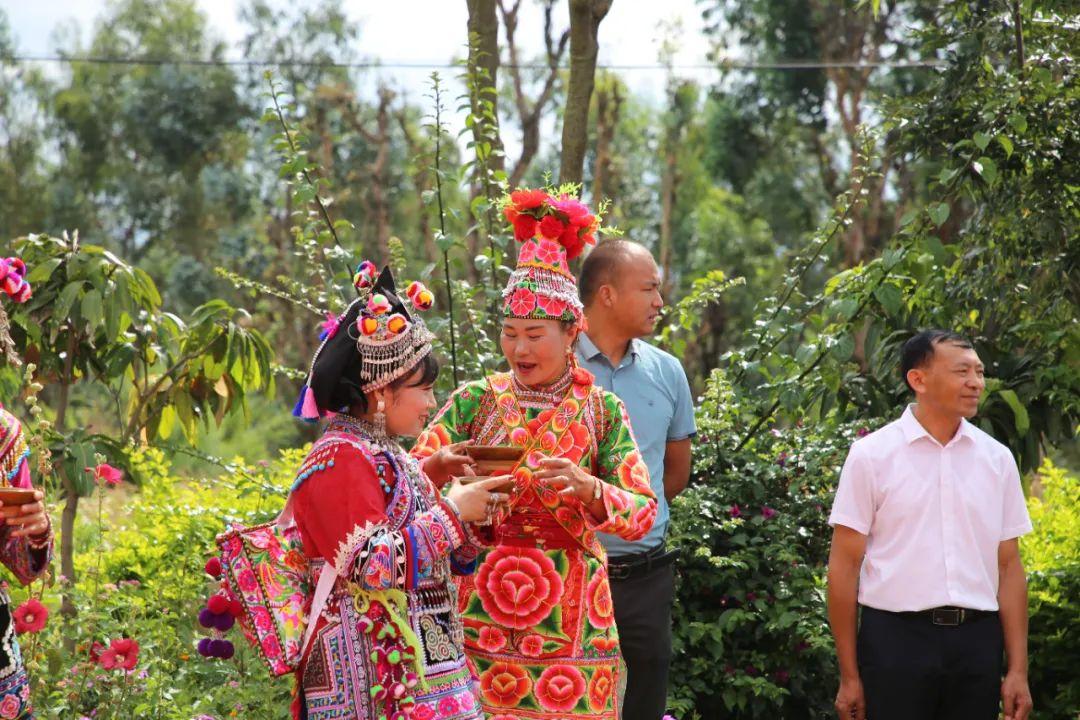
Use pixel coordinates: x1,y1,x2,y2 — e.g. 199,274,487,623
4,0,720,105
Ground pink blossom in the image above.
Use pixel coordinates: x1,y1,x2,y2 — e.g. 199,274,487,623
86,463,123,486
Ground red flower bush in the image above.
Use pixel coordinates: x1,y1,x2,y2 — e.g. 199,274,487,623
535,664,587,712
13,598,48,634
480,661,532,707
99,638,140,670
475,546,563,629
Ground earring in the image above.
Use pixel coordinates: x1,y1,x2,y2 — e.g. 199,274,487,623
374,398,386,433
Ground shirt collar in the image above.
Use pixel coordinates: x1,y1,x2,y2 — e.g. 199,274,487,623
578,332,640,365
899,404,976,446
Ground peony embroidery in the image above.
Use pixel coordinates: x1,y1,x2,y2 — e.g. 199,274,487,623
535,664,587,712
480,662,532,707
477,626,508,653
588,666,615,710
475,546,563,629
519,633,545,657
585,572,615,629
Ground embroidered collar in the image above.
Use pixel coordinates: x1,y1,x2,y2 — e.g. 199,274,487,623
511,367,574,407
325,413,398,450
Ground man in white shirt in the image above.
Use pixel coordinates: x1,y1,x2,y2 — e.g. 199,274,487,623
827,330,1033,720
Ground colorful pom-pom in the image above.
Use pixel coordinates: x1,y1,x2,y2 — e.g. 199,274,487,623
197,609,215,629
319,312,341,341
204,557,222,578
386,314,407,335
359,316,380,336
353,260,378,290
406,281,421,299
367,293,391,315
197,637,213,657
228,599,244,618
207,595,229,615
219,640,235,659
214,613,235,632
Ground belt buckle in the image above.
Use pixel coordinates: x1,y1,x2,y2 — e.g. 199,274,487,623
607,562,632,581
931,607,963,626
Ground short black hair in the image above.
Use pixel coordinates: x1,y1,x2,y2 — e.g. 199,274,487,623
577,239,645,307
900,329,974,391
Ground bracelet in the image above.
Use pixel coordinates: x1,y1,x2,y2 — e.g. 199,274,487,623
28,525,51,549
442,497,463,522
592,476,603,502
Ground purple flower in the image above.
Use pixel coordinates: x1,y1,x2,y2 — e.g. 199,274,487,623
746,665,759,676
761,506,777,520
776,451,787,467
856,427,870,438
729,504,742,518
746,592,757,602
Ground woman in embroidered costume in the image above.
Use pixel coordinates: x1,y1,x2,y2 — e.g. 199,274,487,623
0,258,54,720
286,263,508,720
413,191,658,720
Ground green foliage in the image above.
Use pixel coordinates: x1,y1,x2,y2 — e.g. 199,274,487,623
1023,459,1080,718
10,448,298,718
668,371,865,718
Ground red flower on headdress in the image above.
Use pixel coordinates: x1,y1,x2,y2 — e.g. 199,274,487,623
513,214,539,241
539,215,565,241
510,188,549,210
507,288,537,316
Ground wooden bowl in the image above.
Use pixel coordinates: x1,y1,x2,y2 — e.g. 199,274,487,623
458,475,516,493
465,445,525,475
0,487,37,517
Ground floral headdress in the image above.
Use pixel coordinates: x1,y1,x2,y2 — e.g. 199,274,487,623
0,256,33,367
292,262,436,422
501,189,598,324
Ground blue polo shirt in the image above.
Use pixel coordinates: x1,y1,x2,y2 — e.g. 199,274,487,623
576,332,696,558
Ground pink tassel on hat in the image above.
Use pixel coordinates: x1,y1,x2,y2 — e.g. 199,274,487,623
300,386,321,421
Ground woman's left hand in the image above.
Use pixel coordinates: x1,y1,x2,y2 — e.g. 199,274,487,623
3,490,50,540
535,457,600,505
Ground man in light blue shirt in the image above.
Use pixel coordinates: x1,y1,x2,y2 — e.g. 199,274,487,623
577,240,696,720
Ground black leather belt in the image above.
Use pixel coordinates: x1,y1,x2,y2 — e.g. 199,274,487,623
607,545,680,581
876,606,997,627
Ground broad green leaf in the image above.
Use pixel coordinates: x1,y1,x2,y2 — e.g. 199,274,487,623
55,281,85,320
975,156,997,185
973,131,991,150
874,283,903,316
929,203,950,227
997,135,1014,158
831,334,855,361
998,389,1030,435
81,289,104,330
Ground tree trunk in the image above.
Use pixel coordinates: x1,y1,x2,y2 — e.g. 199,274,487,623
559,0,612,187
467,0,505,177
590,73,622,205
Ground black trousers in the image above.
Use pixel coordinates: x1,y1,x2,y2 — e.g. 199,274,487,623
858,606,1004,720
609,559,675,720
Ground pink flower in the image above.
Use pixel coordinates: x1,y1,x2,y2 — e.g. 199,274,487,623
761,506,777,520
729,504,742,518
86,463,123,486
13,598,48,634
99,638,139,670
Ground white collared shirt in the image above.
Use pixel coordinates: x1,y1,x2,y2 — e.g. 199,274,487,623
829,405,1032,612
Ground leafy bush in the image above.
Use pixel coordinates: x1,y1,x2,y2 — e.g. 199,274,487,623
1023,459,1080,718
9,448,301,719
667,371,881,718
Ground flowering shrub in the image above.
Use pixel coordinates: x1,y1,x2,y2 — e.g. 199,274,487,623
666,370,882,718
8,447,300,718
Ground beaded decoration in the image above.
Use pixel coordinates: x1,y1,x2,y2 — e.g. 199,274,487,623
293,262,435,422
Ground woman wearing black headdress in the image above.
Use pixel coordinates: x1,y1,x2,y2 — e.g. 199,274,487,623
286,262,506,720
